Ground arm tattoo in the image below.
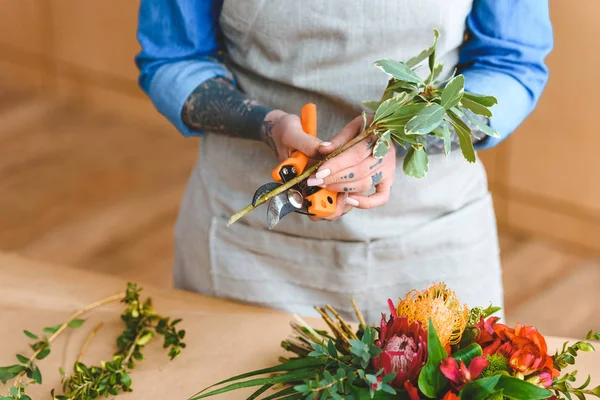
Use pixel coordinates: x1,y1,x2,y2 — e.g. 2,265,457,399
181,77,273,142
394,112,488,157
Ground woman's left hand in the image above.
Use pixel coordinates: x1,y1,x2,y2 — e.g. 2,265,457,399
306,115,396,221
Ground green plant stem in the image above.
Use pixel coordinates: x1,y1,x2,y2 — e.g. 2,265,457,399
77,323,104,363
123,323,147,365
228,126,376,226
13,293,125,386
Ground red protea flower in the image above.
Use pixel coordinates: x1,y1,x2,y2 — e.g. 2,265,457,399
372,299,428,389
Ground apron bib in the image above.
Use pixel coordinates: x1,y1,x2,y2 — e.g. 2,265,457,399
174,0,504,323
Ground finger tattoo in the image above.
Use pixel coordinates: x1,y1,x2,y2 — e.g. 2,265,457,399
371,171,383,188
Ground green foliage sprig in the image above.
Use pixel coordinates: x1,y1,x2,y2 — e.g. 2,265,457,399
0,283,185,400
550,331,600,399
228,29,499,226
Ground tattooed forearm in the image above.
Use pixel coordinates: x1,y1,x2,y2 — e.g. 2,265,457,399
181,77,273,141
394,112,489,157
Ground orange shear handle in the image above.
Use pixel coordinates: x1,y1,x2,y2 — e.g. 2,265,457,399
270,103,337,218
271,103,317,182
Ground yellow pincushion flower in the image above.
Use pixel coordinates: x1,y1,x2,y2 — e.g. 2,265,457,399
396,283,469,346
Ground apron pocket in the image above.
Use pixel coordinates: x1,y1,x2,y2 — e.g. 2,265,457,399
209,216,370,315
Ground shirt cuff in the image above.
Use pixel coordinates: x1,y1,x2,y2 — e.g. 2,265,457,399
462,68,533,150
148,60,234,137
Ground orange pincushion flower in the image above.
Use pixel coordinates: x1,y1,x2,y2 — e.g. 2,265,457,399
396,283,469,346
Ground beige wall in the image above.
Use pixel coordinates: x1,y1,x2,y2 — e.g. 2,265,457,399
1,0,598,254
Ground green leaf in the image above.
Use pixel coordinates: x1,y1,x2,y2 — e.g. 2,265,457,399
447,111,476,163
451,343,483,366
32,365,42,384
58,367,65,377
406,29,440,69
9,388,18,397
441,122,452,156
460,97,493,118
463,92,498,107
405,104,445,135
189,369,318,399
426,63,444,84
373,59,424,84
403,147,428,179
189,357,327,398
374,93,410,122
495,376,552,399
459,375,501,399
418,320,449,398
440,75,465,110
462,109,500,138
68,319,85,328
261,386,299,399
36,346,51,360
373,131,392,159
16,354,29,364
43,325,61,334
23,330,39,340
363,101,380,111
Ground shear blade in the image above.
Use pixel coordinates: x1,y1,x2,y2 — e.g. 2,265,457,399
252,182,282,206
267,192,298,229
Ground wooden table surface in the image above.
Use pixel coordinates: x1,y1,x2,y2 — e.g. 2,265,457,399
0,252,598,399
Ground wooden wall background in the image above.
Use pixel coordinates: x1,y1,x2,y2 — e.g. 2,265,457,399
0,0,598,254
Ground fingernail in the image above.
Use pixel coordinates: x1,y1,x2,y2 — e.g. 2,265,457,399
346,197,359,207
307,178,324,186
319,142,332,147
315,169,331,179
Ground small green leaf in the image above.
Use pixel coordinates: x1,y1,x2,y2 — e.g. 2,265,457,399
447,111,476,163
405,104,445,135
462,109,500,138
374,93,410,122
136,331,155,346
58,367,65,377
426,63,444,84
441,75,465,110
451,343,483,367
460,97,493,118
463,92,498,107
418,320,448,398
459,375,501,399
16,354,29,364
372,139,389,159
9,387,18,397
36,346,51,360
363,101,380,111
495,376,552,399
67,319,85,328
43,325,61,334
23,330,39,340
406,29,440,69
441,122,452,156
32,366,42,384
373,59,424,84
403,147,428,179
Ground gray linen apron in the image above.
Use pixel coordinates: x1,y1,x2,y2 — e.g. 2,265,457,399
174,0,504,324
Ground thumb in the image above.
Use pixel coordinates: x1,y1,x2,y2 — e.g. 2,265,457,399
318,115,364,156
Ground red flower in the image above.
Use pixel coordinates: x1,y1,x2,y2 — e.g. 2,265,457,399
372,300,428,389
440,356,489,390
404,381,421,400
441,392,460,400
474,318,560,379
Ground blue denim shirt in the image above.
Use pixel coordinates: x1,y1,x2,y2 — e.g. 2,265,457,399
135,0,553,149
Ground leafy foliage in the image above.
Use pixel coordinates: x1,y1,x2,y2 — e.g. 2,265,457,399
367,29,500,177
0,283,184,400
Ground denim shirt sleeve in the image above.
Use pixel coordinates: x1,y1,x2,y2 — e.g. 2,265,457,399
458,0,554,150
135,0,229,136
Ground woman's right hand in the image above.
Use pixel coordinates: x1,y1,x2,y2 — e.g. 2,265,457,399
261,110,330,162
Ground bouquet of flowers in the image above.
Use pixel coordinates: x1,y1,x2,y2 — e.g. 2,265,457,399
190,283,599,400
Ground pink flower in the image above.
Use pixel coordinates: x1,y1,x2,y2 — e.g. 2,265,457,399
440,356,490,391
372,300,428,389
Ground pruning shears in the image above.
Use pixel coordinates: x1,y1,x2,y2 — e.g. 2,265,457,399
252,103,338,229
